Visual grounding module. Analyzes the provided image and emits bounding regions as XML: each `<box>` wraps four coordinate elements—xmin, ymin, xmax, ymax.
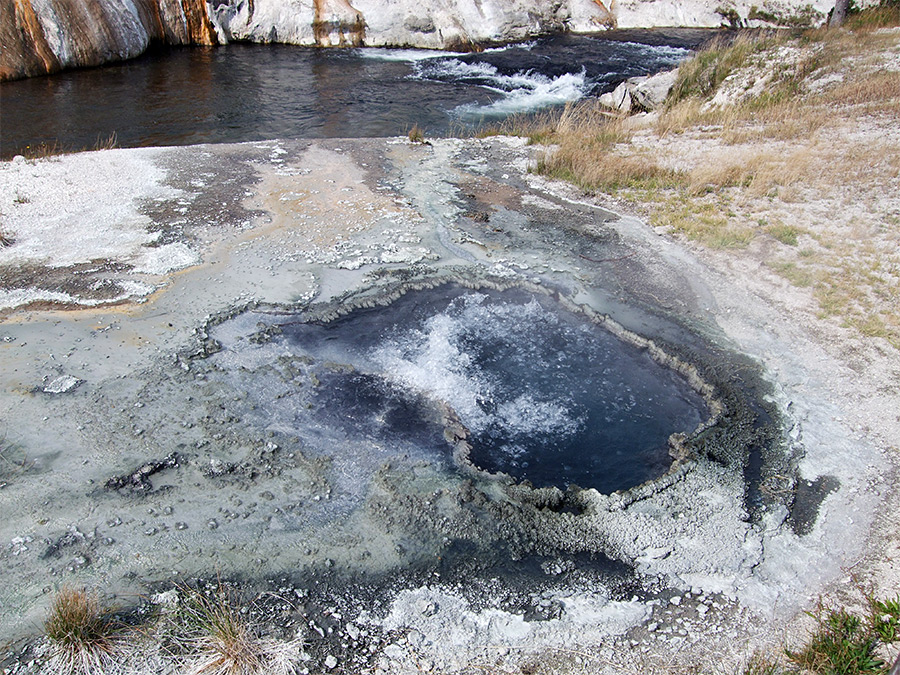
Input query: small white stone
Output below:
<box><xmin>324</xmin><ymin>655</ymin><xmax>338</xmax><ymax>669</ymax></box>
<box><xmin>43</xmin><ymin>375</ymin><xmax>82</xmax><ymax>394</ymax></box>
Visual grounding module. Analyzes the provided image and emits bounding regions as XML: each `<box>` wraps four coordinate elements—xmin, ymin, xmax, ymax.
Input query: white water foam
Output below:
<box><xmin>458</xmin><ymin>71</ymin><xmax>588</xmax><ymax>116</ymax></box>
<box><xmin>621</xmin><ymin>41</ymin><xmax>691</xmax><ymax>63</ymax></box>
<box><xmin>357</xmin><ymin>48</ymin><xmax>465</xmax><ymax>62</ymax></box>
<box><xmin>372</xmin><ymin>311</ymin><xmax>494</xmax><ymax>431</ymax></box>
<box><xmin>412</xmin><ymin>59</ymin><xmax>590</xmax><ymax>117</ymax></box>
<box><xmin>481</xmin><ymin>40</ymin><xmax>537</xmax><ymax>53</ymax></box>
<box><xmin>370</xmin><ymin>294</ymin><xmax>582</xmax><ymax>439</ymax></box>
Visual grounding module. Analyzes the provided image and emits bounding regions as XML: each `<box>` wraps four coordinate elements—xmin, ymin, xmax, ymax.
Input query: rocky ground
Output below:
<box><xmin>0</xmin><ymin>66</ymin><xmax>898</xmax><ymax>673</ymax></box>
<box><xmin>533</xmin><ymin>21</ymin><xmax>900</xmax><ymax>670</ymax></box>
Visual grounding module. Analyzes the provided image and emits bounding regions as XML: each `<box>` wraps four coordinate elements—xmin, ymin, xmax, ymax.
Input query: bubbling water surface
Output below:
<box><xmin>278</xmin><ymin>285</ymin><xmax>708</xmax><ymax>492</ymax></box>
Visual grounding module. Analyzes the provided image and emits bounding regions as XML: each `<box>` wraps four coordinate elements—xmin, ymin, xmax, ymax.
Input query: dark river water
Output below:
<box><xmin>0</xmin><ymin>29</ymin><xmax>715</xmax><ymax>157</ymax></box>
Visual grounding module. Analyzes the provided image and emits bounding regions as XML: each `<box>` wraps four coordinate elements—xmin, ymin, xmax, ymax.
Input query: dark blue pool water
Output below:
<box><xmin>277</xmin><ymin>286</ymin><xmax>709</xmax><ymax>493</ymax></box>
<box><xmin>0</xmin><ymin>29</ymin><xmax>715</xmax><ymax>157</ymax></box>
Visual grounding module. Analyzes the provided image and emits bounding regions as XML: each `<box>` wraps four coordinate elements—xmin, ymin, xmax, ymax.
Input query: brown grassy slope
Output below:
<box><xmin>535</xmin><ymin>16</ymin><xmax>900</xmax><ymax>349</ymax></box>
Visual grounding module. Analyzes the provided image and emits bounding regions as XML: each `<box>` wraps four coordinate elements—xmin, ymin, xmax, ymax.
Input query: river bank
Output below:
<box><xmin>1</xmin><ymin>0</ymin><xmax>834</xmax><ymax>81</ymax></box>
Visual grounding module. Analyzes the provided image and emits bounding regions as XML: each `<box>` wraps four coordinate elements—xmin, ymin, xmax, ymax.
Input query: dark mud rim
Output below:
<box><xmin>194</xmin><ymin>268</ymin><xmax>729</xmax><ymax>503</ymax></box>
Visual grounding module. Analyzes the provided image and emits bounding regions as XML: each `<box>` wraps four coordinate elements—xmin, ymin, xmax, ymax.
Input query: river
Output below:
<box><xmin>0</xmin><ymin>29</ymin><xmax>714</xmax><ymax>157</ymax></box>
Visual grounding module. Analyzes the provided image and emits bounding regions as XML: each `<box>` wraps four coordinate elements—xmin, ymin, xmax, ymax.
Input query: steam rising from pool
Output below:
<box><xmin>210</xmin><ymin>285</ymin><xmax>708</xmax><ymax>496</ymax></box>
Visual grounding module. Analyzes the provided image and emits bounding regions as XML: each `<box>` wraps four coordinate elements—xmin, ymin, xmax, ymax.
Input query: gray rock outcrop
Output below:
<box><xmin>598</xmin><ymin>68</ymin><xmax>678</xmax><ymax>113</ymax></box>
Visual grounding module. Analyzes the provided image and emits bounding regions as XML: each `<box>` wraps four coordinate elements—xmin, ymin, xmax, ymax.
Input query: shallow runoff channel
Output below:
<box><xmin>0</xmin><ymin>134</ymin><xmax>888</xmax><ymax>673</ymax></box>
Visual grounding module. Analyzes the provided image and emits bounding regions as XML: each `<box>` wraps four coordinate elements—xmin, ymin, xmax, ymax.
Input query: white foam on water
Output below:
<box><xmin>621</xmin><ymin>41</ymin><xmax>692</xmax><ymax>63</ymax></box>
<box><xmin>412</xmin><ymin>59</ymin><xmax>591</xmax><ymax>117</ymax></box>
<box><xmin>456</xmin><ymin>71</ymin><xmax>589</xmax><ymax>117</ymax></box>
<box><xmin>372</xmin><ymin>312</ymin><xmax>493</xmax><ymax>432</ymax></box>
<box><xmin>413</xmin><ymin>58</ymin><xmax>503</xmax><ymax>83</ymax></box>
<box><xmin>357</xmin><ymin>48</ymin><xmax>465</xmax><ymax>62</ymax></box>
<box><xmin>481</xmin><ymin>40</ymin><xmax>538</xmax><ymax>53</ymax></box>
<box><xmin>370</xmin><ymin>293</ymin><xmax>582</xmax><ymax>438</ymax></box>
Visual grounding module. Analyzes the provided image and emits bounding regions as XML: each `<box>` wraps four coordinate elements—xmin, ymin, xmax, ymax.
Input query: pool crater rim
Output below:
<box><xmin>198</xmin><ymin>272</ymin><xmax>726</xmax><ymax>497</ymax></box>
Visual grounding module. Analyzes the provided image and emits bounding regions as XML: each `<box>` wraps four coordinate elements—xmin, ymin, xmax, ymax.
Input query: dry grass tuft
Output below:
<box><xmin>165</xmin><ymin>585</ymin><xmax>303</xmax><ymax>675</ymax></box>
<box><xmin>21</xmin><ymin>140</ymin><xmax>62</xmax><ymax>160</ymax></box>
<box><xmin>16</xmin><ymin>132</ymin><xmax>118</xmax><ymax>160</ymax></box>
<box><xmin>93</xmin><ymin>132</ymin><xmax>118</xmax><ymax>151</ymax></box>
<box><xmin>552</xmin><ymin>100</ymin><xmax>626</xmax><ymax>138</ymax></box>
<box><xmin>687</xmin><ymin>159</ymin><xmax>756</xmax><ymax>195</ymax></box>
<box><xmin>535</xmin><ymin>102</ymin><xmax>682</xmax><ymax>192</ymax></box>
<box><xmin>44</xmin><ymin>586</ymin><xmax>120</xmax><ymax>675</ymax></box>
<box><xmin>476</xmin><ymin>100</ymin><xmax>627</xmax><ymax>146</ymax></box>
<box><xmin>407</xmin><ymin>123</ymin><xmax>426</xmax><ymax>144</ymax></box>
<box><xmin>539</xmin><ymin>149</ymin><xmax>680</xmax><ymax>193</ymax></box>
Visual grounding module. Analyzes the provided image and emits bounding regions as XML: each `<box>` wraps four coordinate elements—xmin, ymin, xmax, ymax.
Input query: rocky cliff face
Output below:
<box><xmin>1</xmin><ymin>0</ymin><xmax>833</xmax><ymax>81</ymax></box>
<box><xmin>1</xmin><ymin>0</ymin><xmax>218</xmax><ymax>80</ymax></box>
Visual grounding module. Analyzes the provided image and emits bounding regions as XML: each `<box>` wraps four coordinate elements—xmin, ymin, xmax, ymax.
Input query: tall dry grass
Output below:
<box><xmin>535</xmin><ymin>102</ymin><xmax>683</xmax><ymax>192</ymax></box>
<box><xmin>44</xmin><ymin>586</ymin><xmax>120</xmax><ymax>675</ymax></box>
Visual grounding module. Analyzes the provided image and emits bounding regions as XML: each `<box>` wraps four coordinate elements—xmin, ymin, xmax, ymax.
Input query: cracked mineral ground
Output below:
<box><xmin>0</xmin><ymin>137</ymin><xmax>892</xmax><ymax>673</ymax></box>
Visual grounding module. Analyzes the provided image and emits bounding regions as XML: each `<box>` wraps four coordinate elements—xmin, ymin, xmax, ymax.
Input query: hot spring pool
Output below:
<box><xmin>210</xmin><ymin>284</ymin><xmax>710</xmax><ymax>494</ymax></box>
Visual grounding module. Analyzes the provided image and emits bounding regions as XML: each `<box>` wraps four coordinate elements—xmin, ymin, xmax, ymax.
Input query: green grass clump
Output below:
<box><xmin>782</xmin><ymin>597</ymin><xmax>900</xmax><ymax>675</ymax></box>
<box><xmin>787</xmin><ymin>607</ymin><xmax>885</xmax><ymax>674</ymax></box>
<box><xmin>650</xmin><ymin>196</ymin><xmax>755</xmax><ymax>249</ymax></box>
<box><xmin>666</xmin><ymin>33</ymin><xmax>776</xmax><ymax>107</ymax></box>
<box><xmin>767</xmin><ymin>223</ymin><xmax>804</xmax><ymax>245</ymax></box>
<box><xmin>870</xmin><ymin>596</ymin><xmax>900</xmax><ymax>643</ymax></box>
